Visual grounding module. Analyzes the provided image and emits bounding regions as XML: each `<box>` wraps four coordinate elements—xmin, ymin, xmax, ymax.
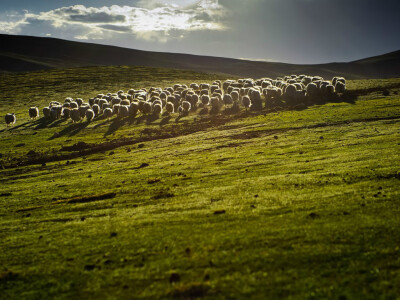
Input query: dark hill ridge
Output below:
<box><xmin>1</xmin><ymin>34</ymin><xmax>399</xmax><ymax>79</ymax></box>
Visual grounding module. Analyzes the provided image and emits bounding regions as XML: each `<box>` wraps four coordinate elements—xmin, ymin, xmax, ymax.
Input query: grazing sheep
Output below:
<box><xmin>209</xmin><ymin>97</ymin><xmax>221</xmax><ymax>115</ymax></box>
<box><xmin>50</xmin><ymin>106</ymin><xmax>63</xmax><ymax>120</ymax></box>
<box><xmin>5</xmin><ymin>113</ymin><xmax>16</xmax><ymax>126</ymax></box>
<box><xmin>178</xmin><ymin>106</ymin><xmax>184</xmax><ymax>116</ymax></box>
<box><xmin>85</xmin><ymin>109</ymin><xmax>95</xmax><ymax>122</ymax></box>
<box><xmin>223</xmin><ymin>94</ymin><xmax>233</xmax><ymax>106</ymax></box>
<box><xmin>118</xmin><ymin>105</ymin><xmax>130</xmax><ymax>118</ymax></box>
<box><xmin>99</xmin><ymin>99</ymin><xmax>108</xmax><ymax>110</ymax></box>
<box><xmin>201</xmin><ymin>95</ymin><xmax>210</xmax><ymax>106</ymax></box>
<box><xmin>129</xmin><ymin>102</ymin><xmax>139</xmax><ymax>117</ymax></box>
<box><xmin>335</xmin><ymin>81</ymin><xmax>346</xmax><ymax>94</ymax></box>
<box><xmin>142</xmin><ymin>102</ymin><xmax>152</xmax><ymax>115</ymax></box>
<box><xmin>121</xmin><ymin>99</ymin><xmax>130</xmax><ymax>106</ymax></box>
<box><xmin>79</xmin><ymin>104</ymin><xmax>90</xmax><ymax>119</ymax></box>
<box><xmin>103</xmin><ymin>108</ymin><xmax>113</xmax><ymax>119</ymax></box>
<box><xmin>62</xmin><ymin>107</ymin><xmax>71</xmax><ymax>119</ymax></box>
<box><xmin>70</xmin><ymin>108</ymin><xmax>81</xmax><ymax>123</ymax></box>
<box><xmin>75</xmin><ymin>98</ymin><xmax>83</xmax><ymax>107</ymax></box>
<box><xmin>153</xmin><ymin>103</ymin><xmax>163</xmax><ymax>116</ymax></box>
<box><xmin>231</xmin><ymin>91</ymin><xmax>240</xmax><ymax>103</ymax></box>
<box><xmin>112</xmin><ymin>104</ymin><xmax>121</xmax><ymax>115</ymax></box>
<box><xmin>250</xmin><ymin>89</ymin><xmax>262</xmax><ymax>111</ymax></box>
<box><xmin>43</xmin><ymin>107</ymin><xmax>51</xmax><ymax>119</ymax></box>
<box><xmin>182</xmin><ymin>101</ymin><xmax>191</xmax><ymax>113</ymax></box>
<box><xmin>242</xmin><ymin>96</ymin><xmax>251</xmax><ymax>111</ymax></box>
<box><xmin>165</xmin><ymin>102</ymin><xmax>174</xmax><ymax>114</ymax></box>
<box><xmin>92</xmin><ymin>104</ymin><xmax>100</xmax><ymax>116</ymax></box>
<box><xmin>29</xmin><ymin>107</ymin><xmax>39</xmax><ymax>120</ymax></box>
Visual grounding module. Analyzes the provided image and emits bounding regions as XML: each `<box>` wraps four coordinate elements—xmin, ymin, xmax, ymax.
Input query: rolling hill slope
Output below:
<box><xmin>1</xmin><ymin>34</ymin><xmax>399</xmax><ymax>79</ymax></box>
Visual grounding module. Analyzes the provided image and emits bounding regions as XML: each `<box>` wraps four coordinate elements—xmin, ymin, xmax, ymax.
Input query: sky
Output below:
<box><xmin>0</xmin><ymin>0</ymin><xmax>399</xmax><ymax>64</ymax></box>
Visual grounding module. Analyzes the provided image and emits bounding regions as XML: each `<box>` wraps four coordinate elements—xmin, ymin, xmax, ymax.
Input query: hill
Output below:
<box><xmin>1</xmin><ymin>34</ymin><xmax>400</xmax><ymax>79</ymax></box>
<box><xmin>0</xmin><ymin>66</ymin><xmax>400</xmax><ymax>298</ymax></box>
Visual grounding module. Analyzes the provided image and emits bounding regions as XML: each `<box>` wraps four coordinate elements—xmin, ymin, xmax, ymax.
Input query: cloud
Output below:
<box><xmin>0</xmin><ymin>1</ymin><xmax>228</xmax><ymax>42</ymax></box>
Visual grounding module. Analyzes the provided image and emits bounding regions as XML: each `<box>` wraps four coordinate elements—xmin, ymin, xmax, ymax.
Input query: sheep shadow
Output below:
<box><xmin>35</xmin><ymin>118</ymin><xmax>54</xmax><ymax>130</ymax></box>
<box><xmin>48</xmin><ymin>121</ymin><xmax>90</xmax><ymax>140</ymax></box>
<box><xmin>48</xmin><ymin>118</ymin><xmax>68</xmax><ymax>128</ymax></box>
<box><xmin>104</xmin><ymin>118</ymin><xmax>129</xmax><ymax>137</ymax></box>
<box><xmin>159</xmin><ymin>116</ymin><xmax>171</xmax><ymax>127</ymax></box>
<box><xmin>146</xmin><ymin>114</ymin><xmax>159</xmax><ymax>125</ymax></box>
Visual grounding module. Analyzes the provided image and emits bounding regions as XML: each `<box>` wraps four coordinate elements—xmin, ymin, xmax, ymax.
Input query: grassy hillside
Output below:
<box><xmin>1</xmin><ymin>67</ymin><xmax>400</xmax><ymax>299</ymax></box>
<box><xmin>1</xmin><ymin>34</ymin><xmax>400</xmax><ymax>79</ymax></box>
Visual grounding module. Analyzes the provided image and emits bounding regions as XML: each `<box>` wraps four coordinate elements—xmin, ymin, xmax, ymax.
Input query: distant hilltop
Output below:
<box><xmin>0</xmin><ymin>34</ymin><xmax>399</xmax><ymax>79</ymax></box>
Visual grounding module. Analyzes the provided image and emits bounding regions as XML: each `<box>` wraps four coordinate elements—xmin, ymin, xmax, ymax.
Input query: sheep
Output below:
<box><xmin>223</xmin><ymin>94</ymin><xmax>233</xmax><ymax>106</ymax></box>
<box><xmin>50</xmin><ymin>106</ymin><xmax>63</xmax><ymax>120</ymax></box>
<box><xmin>29</xmin><ymin>107</ymin><xmax>39</xmax><ymax>120</ymax></box>
<box><xmin>111</xmin><ymin>98</ymin><xmax>122</xmax><ymax>106</ymax></box>
<box><xmin>129</xmin><ymin>102</ymin><xmax>139</xmax><ymax>117</ymax></box>
<box><xmin>201</xmin><ymin>95</ymin><xmax>210</xmax><ymax>106</ymax></box>
<box><xmin>142</xmin><ymin>102</ymin><xmax>152</xmax><ymax>115</ymax></box>
<box><xmin>241</xmin><ymin>96</ymin><xmax>251</xmax><ymax>111</ymax></box>
<box><xmin>43</xmin><ymin>107</ymin><xmax>51</xmax><ymax>119</ymax></box>
<box><xmin>112</xmin><ymin>104</ymin><xmax>121</xmax><ymax>115</ymax></box>
<box><xmin>75</xmin><ymin>98</ymin><xmax>83</xmax><ymax>107</ymax></box>
<box><xmin>250</xmin><ymin>89</ymin><xmax>262</xmax><ymax>110</ymax></box>
<box><xmin>121</xmin><ymin>99</ymin><xmax>130</xmax><ymax>106</ymax></box>
<box><xmin>79</xmin><ymin>104</ymin><xmax>90</xmax><ymax>119</ymax></box>
<box><xmin>209</xmin><ymin>97</ymin><xmax>221</xmax><ymax>115</ymax></box>
<box><xmin>5</xmin><ymin>113</ymin><xmax>16</xmax><ymax>127</ymax></box>
<box><xmin>99</xmin><ymin>99</ymin><xmax>108</xmax><ymax>110</ymax></box>
<box><xmin>335</xmin><ymin>81</ymin><xmax>346</xmax><ymax>94</ymax></box>
<box><xmin>70</xmin><ymin>102</ymin><xmax>79</xmax><ymax>109</ymax></box>
<box><xmin>103</xmin><ymin>108</ymin><xmax>113</xmax><ymax>119</ymax></box>
<box><xmin>230</xmin><ymin>90</ymin><xmax>239</xmax><ymax>102</ymax></box>
<box><xmin>62</xmin><ymin>107</ymin><xmax>71</xmax><ymax>119</ymax></box>
<box><xmin>85</xmin><ymin>109</ymin><xmax>95</xmax><ymax>122</ymax></box>
<box><xmin>153</xmin><ymin>103</ymin><xmax>163</xmax><ymax>116</ymax></box>
<box><xmin>70</xmin><ymin>108</ymin><xmax>81</xmax><ymax>123</ymax></box>
<box><xmin>118</xmin><ymin>105</ymin><xmax>130</xmax><ymax>118</ymax></box>
<box><xmin>181</xmin><ymin>101</ymin><xmax>191</xmax><ymax>115</ymax></box>
<box><xmin>178</xmin><ymin>106</ymin><xmax>184</xmax><ymax>116</ymax></box>
<box><xmin>92</xmin><ymin>104</ymin><xmax>100</xmax><ymax>116</ymax></box>
<box><xmin>165</xmin><ymin>102</ymin><xmax>174</xmax><ymax>114</ymax></box>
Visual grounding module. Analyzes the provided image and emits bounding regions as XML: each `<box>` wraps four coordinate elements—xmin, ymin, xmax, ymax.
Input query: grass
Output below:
<box><xmin>0</xmin><ymin>66</ymin><xmax>400</xmax><ymax>299</ymax></box>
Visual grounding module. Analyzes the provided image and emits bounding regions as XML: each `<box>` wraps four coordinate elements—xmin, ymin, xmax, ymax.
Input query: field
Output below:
<box><xmin>1</xmin><ymin>66</ymin><xmax>400</xmax><ymax>299</ymax></box>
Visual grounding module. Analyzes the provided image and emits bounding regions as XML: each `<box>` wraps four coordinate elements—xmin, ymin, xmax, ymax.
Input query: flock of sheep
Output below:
<box><xmin>4</xmin><ymin>75</ymin><xmax>346</xmax><ymax>126</ymax></box>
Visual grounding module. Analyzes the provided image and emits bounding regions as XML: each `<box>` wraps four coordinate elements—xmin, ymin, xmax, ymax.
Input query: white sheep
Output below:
<box><xmin>241</xmin><ymin>96</ymin><xmax>251</xmax><ymax>111</ymax></box>
<box><xmin>198</xmin><ymin>95</ymin><xmax>208</xmax><ymax>106</ymax></box>
<box><xmin>118</xmin><ymin>105</ymin><xmax>130</xmax><ymax>118</ymax></box>
<box><xmin>85</xmin><ymin>109</ymin><xmax>95</xmax><ymax>122</ymax></box>
<box><xmin>92</xmin><ymin>104</ymin><xmax>100</xmax><ymax>116</ymax></box>
<box><xmin>5</xmin><ymin>113</ymin><xmax>16</xmax><ymax>127</ymax></box>
<box><xmin>129</xmin><ymin>102</ymin><xmax>139</xmax><ymax>117</ymax></box>
<box><xmin>165</xmin><ymin>102</ymin><xmax>174</xmax><ymax>114</ymax></box>
<box><xmin>223</xmin><ymin>94</ymin><xmax>233</xmax><ymax>106</ymax></box>
<box><xmin>29</xmin><ymin>107</ymin><xmax>39</xmax><ymax>120</ymax></box>
<box><xmin>43</xmin><ymin>107</ymin><xmax>51</xmax><ymax>118</ymax></box>
<box><xmin>103</xmin><ymin>108</ymin><xmax>113</xmax><ymax>119</ymax></box>
<box><xmin>153</xmin><ymin>103</ymin><xmax>163</xmax><ymax>116</ymax></box>
<box><xmin>70</xmin><ymin>108</ymin><xmax>81</xmax><ymax>123</ymax></box>
<box><xmin>335</xmin><ymin>81</ymin><xmax>346</xmax><ymax>94</ymax></box>
<box><xmin>62</xmin><ymin>107</ymin><xmax>71</xmax><ymax>119</ymax></box>
<box><xmin>182</xmin><ymin>101</ymin><xmax>191</xmax><ymax>113</ymax></box>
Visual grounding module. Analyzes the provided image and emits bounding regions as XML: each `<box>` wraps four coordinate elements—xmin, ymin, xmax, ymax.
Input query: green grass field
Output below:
<box><xmin>1</xmin><ymin>67</ymin><xmax>400</xmax><ymax>299</ymax></box>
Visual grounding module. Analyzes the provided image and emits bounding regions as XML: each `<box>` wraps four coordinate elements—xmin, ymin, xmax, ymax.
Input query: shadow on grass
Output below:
<box><xmin>159</xmin><ymin>116</ymin><xmax>171</xmax><ymax>127</ymax></box>
<box><xmin>48</xmin><ymin>121</ymin><xmax>90</xmax><ymax>140</ymax></box>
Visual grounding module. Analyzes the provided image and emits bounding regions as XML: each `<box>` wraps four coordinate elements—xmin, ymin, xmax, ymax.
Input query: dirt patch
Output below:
<box><xmin>53</xmin><ymin>192</ymin><xmax>117</xmax><ymax>204</ymax></box>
